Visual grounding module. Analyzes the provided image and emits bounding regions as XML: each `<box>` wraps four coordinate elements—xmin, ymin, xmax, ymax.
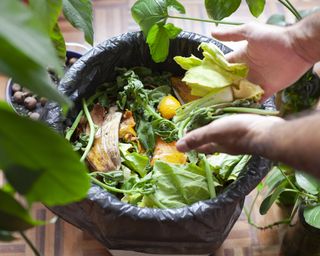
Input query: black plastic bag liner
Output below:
<box><xmin>42</xmin><ymin>31</ymin><xmax>272</xmax><ymax>254</ymax></box>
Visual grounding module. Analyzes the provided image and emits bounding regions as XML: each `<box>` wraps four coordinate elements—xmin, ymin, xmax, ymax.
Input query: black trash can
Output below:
<box><xmin>42</xmin><ymin>31</ymin><xmax>272</xmax><ymax>254</ymax></box>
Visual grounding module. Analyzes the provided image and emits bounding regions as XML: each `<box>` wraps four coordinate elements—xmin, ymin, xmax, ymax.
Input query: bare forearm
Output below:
<box><xmin>289</xmin><ymin>12</ymin><xmax>320</xmax><ymax>64</ymax></box>
<box><xmin>254</xmin><ymin>111</ymin><xmax>320</xmax><ymax>178</ymax></box>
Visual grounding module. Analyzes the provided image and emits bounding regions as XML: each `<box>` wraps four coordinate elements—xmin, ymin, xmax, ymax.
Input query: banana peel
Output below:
<box><xmin>87</xmin><ymin>106</ymin><xmax>122</xmax><ymax>172</ymax></box>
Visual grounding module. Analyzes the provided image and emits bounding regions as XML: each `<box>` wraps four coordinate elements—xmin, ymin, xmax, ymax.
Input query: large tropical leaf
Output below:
<box><xmin>0</xmin><ymin>0</ymin><xmax>70</xmax><ymax>108</ymax></box>
<box><xmin>0</xmin><ymin>102</ymin><xmax>90</xmax><ymax>206</ymax></box>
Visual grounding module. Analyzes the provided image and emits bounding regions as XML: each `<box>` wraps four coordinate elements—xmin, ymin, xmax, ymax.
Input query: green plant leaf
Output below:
<box><xmin>146</xmin><ymin>23</ymin><xmax>182</xmax><ymax>63</ymax></box>
<box><xmin>205</xmin><ymin>0</ymin><xmax>241</xmax><ymax>20</ymax></box>
<box><xmin>304</xmin><ymin>205</ymin><xmax>320</xmax><ymax>229</ymax></box>
<box><xmin>0</xmin><ymin>230</ymin><xmax>16</xmax><ymax>241</ymax></box>
<box><xmin>0</xmin><ymin>0</ymin><xmax>62</xmax><ymax>74</ymax></box>
<box><xmin>246</xmin><ymin>0</ymin><xmax>265</xmax><ymax>17</ymax></box>
<box><xmin>0</xmin><ymin>0</ymin><xmax>70</xmax><ymax>108</ymax></box>
<box><xmin>131</xmin><ymin>0</ymin><xmax>185</xmax><ymax>36</ymax></box>
<box><xmin>266</xmin><ymin>14</ymin><xmax>287</xmax><ymax>26</ymax></box>
<box><xmin>264</xmin><ymin>166</ymin><xmax>286</xmax><ymax>193</ymax></box>
<box><xmin>62</xmin><ymin>0</ymin><xmax>94</xmax><ymax>45</ymax></box>
<box><xmin>29</xmin><ymin>0</ymin><xmax>63</xmax><ymax>32</ymax></box>
<box><xmin>0</xmin><ymin>189</ymin><xmax>42</xmax><ymax>231</ymax></box>
<box><xmin>295</xmin><ymin>171</ymin><xmax>320</xmax><ymax>195</ymax></box>
<box><xmin>51</xmin><ymin>23</ymin><xmax>67</xmax><ymax>60</ymax></box>
<box><xmin>0</xmin><ymin>102</ymin><xmax>90</xmax><ymax>206</ymax></box>
<box><xmin>259</xmin><ymin>179</ymin><xmax>288</xmax><ymax>215</ymax></box>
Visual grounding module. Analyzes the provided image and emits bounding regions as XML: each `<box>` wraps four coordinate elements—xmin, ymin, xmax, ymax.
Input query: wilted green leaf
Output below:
<box><xmin>51</xmin><ymin>23</ymin><xmax>67</xmax><ymax>60</ymax></box>
<box><xmin>246</xmin><ymin>0</ymin><xmax>265</xmax><ymax>17</ymax></box>
<box><xmin>295</xmin><ymin>171</ymin><xmax>320</xmax><ymax>195</ymax></box>
<box><xmin>259</xmin><ymin>179</ymin><xmax>288</xmax><ymax>215</ymax></box>
<box><xmin>205</xmin><ymin>0</ymin><xmax>241</xmax><ymax>20</ymax></box>
<box><xmin>304</xmin><ymin>205</ymin><xmax>320</xmax><ymax>229</ymax></box>
<box><xmin>29</xmin><ymin>0</ymin><xmax>63</xmax><ymax>31</ymax></box>
<box><xmin>131</xmin><ymin>0</ymin><xmax>185</xmax><ymax>36</ymax></box>
<box><xmin>0</xmin><ymin>102</ymin><xmax>90</xmax><ymax>206</ymax></box>
<box><xmin>0</xmin><ymin>0</ymin><xmax>70</xmax><ymax>108</ymax></box>
<box><xmin>62</xmin><ymin>0</ymin><xmax>94</xmax><ymax>45</ymax></box>
<box><xmin>0</xmin><ymin>230</ymin><xmax>16</xmax><ymax>241</ymax></box>
<box><xmin>0</xmin><ymin>189</ymin><xmax>42</xmax><ymax>231</ymax></box>
<box><xmin>266</xmin><ymin>14</ymin><xmax>287</xmax><ymax>26</ymax></box>
<box><xmin>146</xmin><ymin>23</ymin><xmax>181</xmax><ymax>63</ymax></box>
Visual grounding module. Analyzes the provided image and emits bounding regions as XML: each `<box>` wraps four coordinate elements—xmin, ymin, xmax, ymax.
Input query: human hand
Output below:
<box><xmin>212</xmin><ymin>23</ymin><xmax>314</xmax><ymax>100</ymax></box>
<box><xmin>176</xmin><ymin>114</ymin><xmax>284</xmax><ymax>155</ymax></box>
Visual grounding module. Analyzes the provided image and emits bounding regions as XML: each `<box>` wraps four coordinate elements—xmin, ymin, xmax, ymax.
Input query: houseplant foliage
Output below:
<box><xmin>0</xmin><ymin>0</ymin><xmax>94</xmax><ymax>252</ymax></box>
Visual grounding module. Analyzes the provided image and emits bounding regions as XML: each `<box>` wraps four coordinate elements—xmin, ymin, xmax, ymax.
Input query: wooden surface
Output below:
<box><xmin>1</xmin><ymin>0</ymin><xmax>320</xmax><ymax>255</ymax></box>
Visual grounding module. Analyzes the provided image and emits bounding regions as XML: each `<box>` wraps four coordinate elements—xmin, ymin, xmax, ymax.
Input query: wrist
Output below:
<box><xmin>247</xmin><ymin>116</ymin><xmax>285</xmax><ymax>159</ymax></box>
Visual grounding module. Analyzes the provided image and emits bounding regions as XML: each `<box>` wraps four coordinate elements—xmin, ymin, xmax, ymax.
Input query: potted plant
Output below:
<box><xmin>0</xmin><ymin>0</ymin><xmax>94</xmax><ymax>255</ymax></box>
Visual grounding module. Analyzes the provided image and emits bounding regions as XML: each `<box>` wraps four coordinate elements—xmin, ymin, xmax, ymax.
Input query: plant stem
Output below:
<box><xmin>19</xmin><ymin>231</ymin><xmax>41</xmax><ymax>256</ymax></box>
<box><xmin>278</xmin><ymin>0</ymin><xmax>302</xmax><ymax>20</ymax></box>
<box><xmin>284</xmin><ymin>0</ymin><xmax>302</xmax><ymax>20</ymax></box>
<box><xmin>90</xmin><ymin>175</ymin><xmax>142</xmax><ymax>194</ymax></box>
<box><xmin>222</xmin><ymin>107</ymin><xmax>280</xmax><ymax>115</ymax></box>
<box><xmin>202</xmin><ymin>156</ymin><xmax>216</xmax><ymax>199</ymax></box>
<box><xmin>167</xmin><ymin>15</ymin><xmax>243</xmax><ymax>26</ymax></box>
<box><xmin>244</xmin><ymin>190</ymin><xmax>294</xmax><ymax>230</ymax></box>
<box><xmin>65</xmin><ymin>110</ymin><xmax>83</xmax><ymax>141</ymax></box>
<box><xmin>80</xmin><ymin>99</ymin><xmax>95</xmax><ymax>162</ymax></box>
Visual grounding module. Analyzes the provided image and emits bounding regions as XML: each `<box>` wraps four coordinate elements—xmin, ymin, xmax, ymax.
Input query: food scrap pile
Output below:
<box><xmin>65</xmin><ymin>43</ymin><xmax>278</xmax><ymax>209</ymax></box>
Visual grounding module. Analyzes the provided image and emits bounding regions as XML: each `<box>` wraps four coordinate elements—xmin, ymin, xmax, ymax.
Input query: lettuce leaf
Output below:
<box><xmin>145</xmin><ymin>161</ymin><xmax>211</xmax><ymax>208</ymax></box>
<box><xmin>174</xmin><ymin>42</ymin><xmax>263</xmax><ymax>100</ymax></box>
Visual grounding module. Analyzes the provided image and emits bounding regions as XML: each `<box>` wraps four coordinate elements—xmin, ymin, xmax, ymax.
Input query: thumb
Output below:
<box><xmin>211</xmin><ymin>25</ymin><xmax>248</xmax><ymax>42</ymax></box>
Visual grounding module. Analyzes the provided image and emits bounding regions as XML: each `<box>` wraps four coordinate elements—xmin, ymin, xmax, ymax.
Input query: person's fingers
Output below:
<box><xmin>211</xmin><ymin>25</ymin><xmax>248</xmax><ymax>42</ymax></box>
<box><xmin>193</xmin><ymin>142</ymin><xmax>222</xmax><ymax>154</ymax></box>
<box><xmin>176</xmin><ymin>125</ymin><xmax>215</xmax><ymax>152</ymax></box>
<box><xmin>225</xmin><ymin>50</ymin><xmax>245</xmax><ymax>64</ymax></box>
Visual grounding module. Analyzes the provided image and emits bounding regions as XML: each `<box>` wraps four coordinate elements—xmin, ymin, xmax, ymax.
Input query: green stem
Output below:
<box><xmin>65</xmin><ymin>110</ymin><xmax>83</xmax><ymax>141</ymax></box>
<box><xmin>65</xmin><ymin>91</ymin><xmax>103</xmax><ymax>141</ymax></box>
<box><xmin>80</xmin><ymin>99</ymin><xmax>95</xmax><ymax>162</ymax></box>
<box><xmin>278</xmin><ymin>0</ymin><xmax>302</xmax><ymax>20</ymax></box>
<box><xmin>284</xmin><ymin>0</ymin><xmax>302</xmax><ymax>20</ymax></box>
<box><xmin>244</xmin><ymin>190</ymin><xmax>294</xmax><ymax>230</ymax></box>
<box><xmin>284</xmin><ymin>189</ymin><xmax>318</xmax><ymax>200</ymax></box>
<box><xmin>222</xmin><ymin>107</ymin><xmax>279</xmax><ymax>115</ymax></box>
<box><xmin>90</xmin><ymin>176</ymin><xmax>143</xmax><ymax>194</ymax></box>
<box><xmin>19</xmin><ymin>231</ymin><xmax>41</xmax><ymax>256</ymax></box>
<box><xmin>203</xmin><ymin>156</ymin><xmax>216</xmax><ymax>199</ymax></box>
<box><xmin>168</xmin><ymin>15</ymin><xmax>243</xmax><ymax>26</ymax></box>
